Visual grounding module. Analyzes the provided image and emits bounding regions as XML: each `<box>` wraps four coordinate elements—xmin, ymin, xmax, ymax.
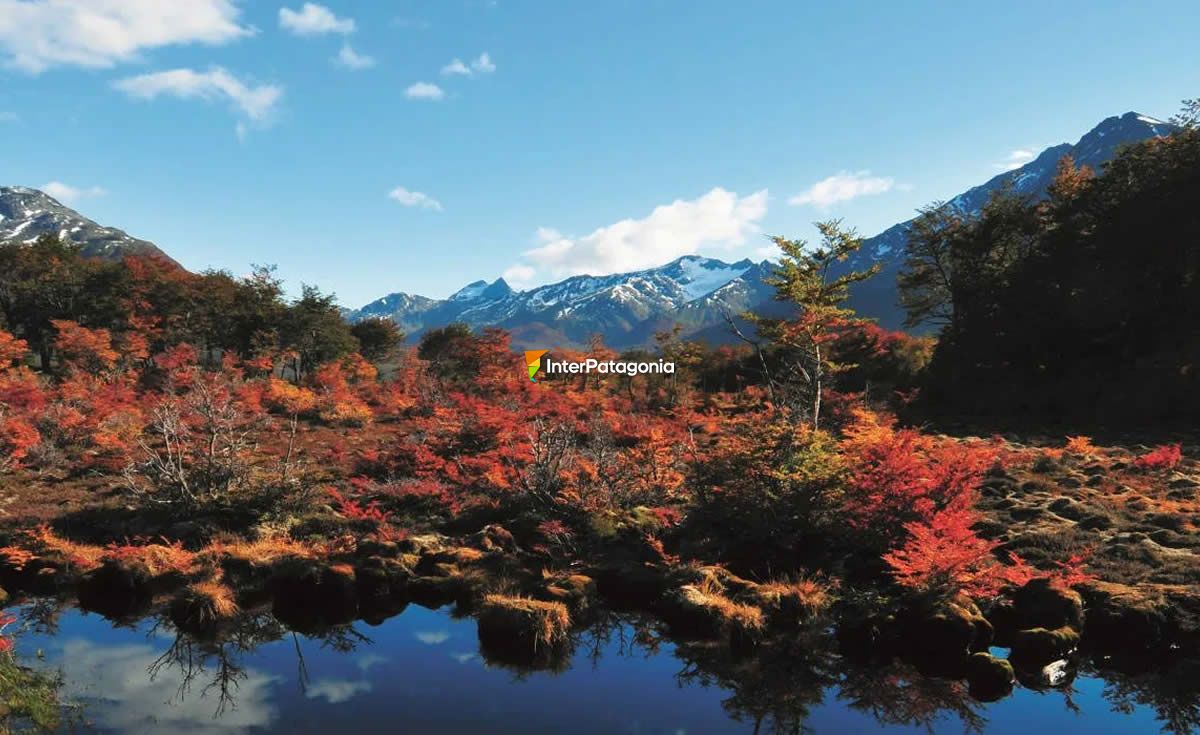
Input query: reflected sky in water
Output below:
<box><xmin>9</xmin><ymin>602</ymin><xmax>1195</xmax><ymax>734</ymax></box>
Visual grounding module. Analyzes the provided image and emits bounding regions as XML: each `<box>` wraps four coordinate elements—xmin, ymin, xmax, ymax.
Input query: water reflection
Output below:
<box><xmin>58</xmin><ymin>638</ymin><xmax>279</xmax><ymax>734</ymax></box>
<box><xmin>8</xmin><ymin>600</ymin><xmax>1200</xmax><ymax>734</ymax></box>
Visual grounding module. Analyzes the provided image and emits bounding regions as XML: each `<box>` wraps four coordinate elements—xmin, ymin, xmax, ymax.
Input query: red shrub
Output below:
<box><xmin>840</xmin><ymin>409</ymin><xmax>996</xmax><ymax>547</ymax></box>
<box><xmin>882</xmin><ymin>497</ymin><xmax>1006</xmax><ymax>599</ymax></box>
<box><xmin>1134</xmin><ymin>444</ymin><xmax>1183</xmax><ymax>472</ymax></box>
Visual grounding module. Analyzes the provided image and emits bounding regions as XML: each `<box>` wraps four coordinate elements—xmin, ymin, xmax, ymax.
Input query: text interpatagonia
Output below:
<box><xmin>543</xmin><ymin>357</ymin><xmax>675</xmax><ymax>376</ymax></box>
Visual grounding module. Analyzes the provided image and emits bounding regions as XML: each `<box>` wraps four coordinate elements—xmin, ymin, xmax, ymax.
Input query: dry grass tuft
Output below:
<box><xmin>479</xmin><ymin>594</ymin><xmax>571</xmax><ymax>649</ymax></box>
<box><xmin>754</xmin><ymin>576</ymin><xmax>835</xmax><ymax>622</ymax></box>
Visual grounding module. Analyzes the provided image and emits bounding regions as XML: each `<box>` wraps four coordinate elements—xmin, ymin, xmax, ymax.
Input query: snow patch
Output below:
<box><xmin>675</xmin><ymin>258</ymin><xmax>750</xmax><ymax>301</ymax></box>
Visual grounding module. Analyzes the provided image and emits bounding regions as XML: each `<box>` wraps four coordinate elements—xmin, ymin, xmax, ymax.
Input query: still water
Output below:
<box><xmin>9</xmin><ymin>600</ymin><xmax>1199</xmax><ymax>734</ymax></box>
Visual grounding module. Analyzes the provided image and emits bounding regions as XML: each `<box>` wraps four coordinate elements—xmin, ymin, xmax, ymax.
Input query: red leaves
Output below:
<box><xmin>0</xmin><ymin>611</ymin><xmax>16</xmax><ymax>654</ymax></box>
<box><xmin>882</xmin><ymin>496</ymin><xmax>1006</xmax><ymax>599</ymax></box>
<box><xmin>328</xmin><ymin>487</ymin><xmax>391</xmax><ymax>525</ymax></box>
<box><xmin>51</xmin><ymin>319</ymin><xmax>119</xmax><ymax>374</ymax></box>
<box><xmin>1134</xmin><ymin>443</ymin><xmax>1183</xmax><ymax>472</ymax></box>
<box><xmin>840</xmin><ymin>408</ymin><xmax>996</xmax><ymax>547</ymax></box>
<box><xmin>0</xmin><ymin>416</ymin><xmax>40</xmax><ymax>469</ymax></box>
<box><xmin>0</xmin><ymin>330</ymin><xmax>29</xmax><ymax>366</ymax></box>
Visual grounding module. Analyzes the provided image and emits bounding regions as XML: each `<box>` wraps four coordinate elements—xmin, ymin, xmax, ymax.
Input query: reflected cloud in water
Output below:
<box><xmin>56</xmin><ymin>638</ymin><xmax>279</xmax><ymax>735</ymax></box>
<box><xmin>304</xmin><ymin>678</ymin><xmax>373</xmax><ymax>704</ymax></box>
<box><xmin>414</xmin><ymin>630</ymin><xmax>450</xmax><ymax>645</ymax></box>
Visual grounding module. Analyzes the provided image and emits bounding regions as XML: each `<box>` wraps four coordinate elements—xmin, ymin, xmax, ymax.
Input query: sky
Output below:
<box><xmin>2</xmin><ymin>1</ymin><xmax>1198</xmax><ymax>307</ymax></box>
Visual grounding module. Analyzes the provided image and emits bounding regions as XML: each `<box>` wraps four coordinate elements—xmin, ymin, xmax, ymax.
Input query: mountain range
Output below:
<box><xmin>1</xmin><ymin>111</ymin><xmax>1177</xmax><ymax>349</ymax></box>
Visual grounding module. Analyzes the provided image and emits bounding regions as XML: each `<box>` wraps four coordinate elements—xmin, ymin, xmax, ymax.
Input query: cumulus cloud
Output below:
<box><xmin>788</xmin><ymin>171</ymin><xmax>894</xmax><ymax>209</ymax></box>
<box><xmin>387</xmin><ymin>186</ymin><xmax>442</xmax><ymax>211</ymax></box>
<box><xmin>334</xmin><ymin>43</ymin><xmax>375</xmax><ymax>69</ymax></box>
<box><xmin>441</xmin><ymin>52</ymin><xmax>494</xmax><ymax>76</ymax></box>
<box><xmin>42</xmin><ymin>181</ymin><xmax>106</xmax><ymax>204</ymax></box>
<box><xmin>0</xmin><ymin>0</ymin><xmax>250</xmax><ymax>73</ymax></box>
<box><xmin>509</xmin><ymin>187</ymin><xmax>768</xmax><ymax>285</ymax></box>
<box><xmin>279</xmin><ymin>3</ymin><xmax>354</xmax><ymax>36</ymax></box>
<box><xmin>404</xmin><ymin>81</ymin><xmax>445</xmax><ymax>100</ymax></box>
<box><xmin>501</xmin><ymin>264</ymin><xmax>537</xmax><ymax>289</ymax></box>
<box><xmin>993</xmin><ymin>149</ymin><xmax>1036</xmax><ymax>171</ymax></box>
<box><xmin>113</xmin><ymin>67</ymin><xmax>283</xmax><ymax>123</ymax></box>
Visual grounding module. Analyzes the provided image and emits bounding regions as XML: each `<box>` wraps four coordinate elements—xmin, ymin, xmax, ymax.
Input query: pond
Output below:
<box><xmin>9</xmin><ymin>600</ymin><xmax>1200</xmax><ymax>734</ymax></box>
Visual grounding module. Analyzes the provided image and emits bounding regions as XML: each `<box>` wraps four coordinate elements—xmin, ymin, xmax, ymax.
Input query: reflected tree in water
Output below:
<box><xmin>1098</xmin><ymin>659</ymin><xmax>1200</xmax><ymax>735</ymax></box>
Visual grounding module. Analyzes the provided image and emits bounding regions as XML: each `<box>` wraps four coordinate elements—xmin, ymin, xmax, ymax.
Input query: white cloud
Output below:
<box><xmin>113</xmin><ymin>67</ymin><xmax>283</xmax><ymax>123</ymax></box>
<box><xmin>993</xmin><ymin>149</ymin><xmax>1036</xmax><ymax>171</ymax></box>
<box><xmin>0</xmin><ymin>111</ymin><xmax>16</xmax><ymax>122</ymax></box>
<box><xmin>42</xmin><ymin>181</ymin><xmax>106</xmax><ymax>203</ymax></box>
<box><xmin>441</xmin><ymin>52</ymin><xmax>494</xmax><ymax>77</ymax></box>
<box><xmin>513</xmin><ymin>187</ymin><xmax>768</xmax><ymax>283</ymax></box>
<box><xmin>0</xmin><ymin>0</ymin><xmax>250</xmax><ymax>73</ymax></box>
<box><xmin>404</xmin><ymin>81</ymin><xmax>444</xmax><ymax>100</ymax></box>
<box><xmin>387</xmin><ymin>186</ymin><xmax>442</xmax><ymax>211</ymax></box>
<box><xmin>441</xmin><ymin>58</ymin><xmax>470</xmax><ymax>76</ymax></box>
<box><xmin>501</xmin><ymin>264</ymin><xmax>536</xmax><ymax>289</ymax></box>
<box><xmin>471</xmin><ymin>52</ymin><xmax>495</xmax><ymax>73</ymax></box>
<box><xmin>334</xmin><ymin>43</ymin><xmax>374</xmax><ymax>69</ymax></box>
<box><xmin>305</xmin><ymin>678</ymin><xmax>372</xmax><ymax>704</ymax></box>
<box><xmin>788</xmin><ymin>171</ymin><xmax>894</xmax><ymax>209</ymax></box>
<box><xmin>279</xmin><ymin>3</ymin><xmax>354</xmax><ymax>36</ymax></box>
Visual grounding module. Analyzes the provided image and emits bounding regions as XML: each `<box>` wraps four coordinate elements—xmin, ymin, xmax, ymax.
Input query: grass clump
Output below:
<box><xmin>753</xmin><ymin>576</ymin><xmax>835</xmax><ymax>625</ymax></box>
<box><xmin>478</xmin><ymin>594</ymin><xmax>571</xmax><ymax>650</ymax></box>
<box><xmin>169</xmin><ymin>577</ymin><xmax>240</xmax><ymax>636</ymax></box>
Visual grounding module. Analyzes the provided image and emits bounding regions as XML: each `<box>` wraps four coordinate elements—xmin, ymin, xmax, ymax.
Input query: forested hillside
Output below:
<box><xmin>901</xmin><ymin>102</ymin><xmax>1200</xmax><ymax>424</ymax></box>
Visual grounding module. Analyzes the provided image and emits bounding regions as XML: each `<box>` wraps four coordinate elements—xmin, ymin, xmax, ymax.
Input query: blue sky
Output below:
<box><xmin>2</xmin><ymin>1</ymin><xmax>1197</xmax><ymax>306</ymax></box>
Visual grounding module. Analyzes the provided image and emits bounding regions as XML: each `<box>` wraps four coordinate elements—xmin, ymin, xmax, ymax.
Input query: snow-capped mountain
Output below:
<box><xmin>844</xmin><ymin>111</ymin><xmax>1178</xmax><ymax>327</ymax></box>
<box><xmin>0</xmin><ymin>186</ymin><xmax>175</xmax><ymax>264</ymax></box>
<box><xmin>352</xmin><ymin>111</ymin><xmax>1177</xmax><ymax>348</ymax></box>
<box><xmin>348</xmin><ymin>255</ymin><xmax>768</xmax><ymax>348</ymax></box>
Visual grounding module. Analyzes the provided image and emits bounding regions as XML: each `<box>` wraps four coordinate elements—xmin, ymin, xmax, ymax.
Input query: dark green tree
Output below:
<box><xmin>350</xmin><ymin>317</ymin><xmax>404</xmax><ymax>362</ymax></box>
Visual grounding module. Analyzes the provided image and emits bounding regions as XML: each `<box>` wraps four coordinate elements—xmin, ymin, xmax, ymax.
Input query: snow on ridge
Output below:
<box><xmin>675</xmin><ymin>257</ymin><xmax>751</xmax><ymax>301</ymax></box>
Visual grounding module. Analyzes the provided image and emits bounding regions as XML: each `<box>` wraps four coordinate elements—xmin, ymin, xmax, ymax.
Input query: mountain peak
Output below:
<box><xmin>449</xmin><ymin>277</ymin><xmax>512</xmax><ymax>302</ymax></box>
<box><xmin>0</xmin><ymin>185</ymin><xmax>176</xmax><ymax>265</ymax></box>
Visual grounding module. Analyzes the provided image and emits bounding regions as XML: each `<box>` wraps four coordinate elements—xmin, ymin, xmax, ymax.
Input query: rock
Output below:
<box><xmin>903</xmin><ymin>594</ymin><xmax>994</xmax><ymax>660</ymax></box>
<box><xmin>356</xmin><ymin>539</ymin><xmax>399</xmax><ymax>558</ymax></box>
<box><xmin>965</xmin><ymin>652</ymin><xmax>1015</xmax><ymax>701</ymax></box>
<box><xmin>1011</xmin><ymin>578</ymin><xmax>1084</xmax><ymax>630</ymax></box>
<box><xmin>472</xmin><ymin>524</ymin><xmax>517</xmax><ymax>552</ymax></box>
<box><xmin>543</xmin><ymin>574</ymin><xmax>597</xmax><ymax>617</ymax></box>
<box><xmin>1078</xmin><ymin>581</ymin><xmax>1168</xmax><ymax>652</ymax></box>
<box><xmin>1014</xmin><ymin>658</ymin><xmax>1075</xmax><ymax>689</ymax></box>
<box><xmin>1010</xmin><ymin>626</ymin><xmax>1080</xmax><ymax>666</ymax></box>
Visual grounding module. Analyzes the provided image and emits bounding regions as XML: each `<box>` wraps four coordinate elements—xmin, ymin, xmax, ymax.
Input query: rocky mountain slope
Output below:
<box><xmin>0</xmin><ymin>186</ymin><xmax>175</xmax><ymax>264</ymax></box>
